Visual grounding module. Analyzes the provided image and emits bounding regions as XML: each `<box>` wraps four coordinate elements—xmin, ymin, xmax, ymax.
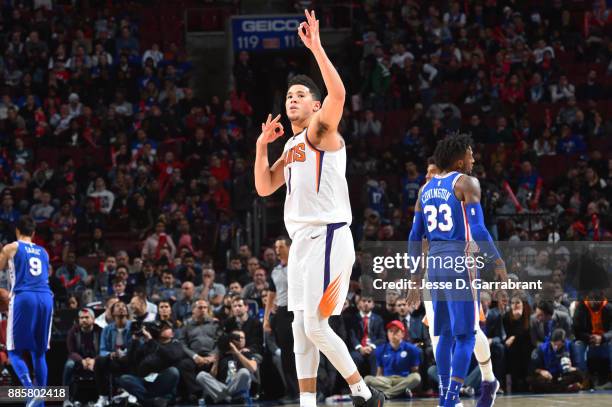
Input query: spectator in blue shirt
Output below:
<box><xmin>0</xmin><ymin>194</ymin><xmax>20</xmax><ymax>225</ymax></box>
<box><xmin>364</xmin><ymin>320</ymin><xmax>422</xmax><ymax>399</ymax></box>
<box><xmin>152</xmin><ymin>269</ymin><xmax>181</xmax><ymax>303</ymax></box>
<box><xmin>400</xmin><ymin>161</ymin><xmax>424</xmax><ymax>215</ymax></box>
<box><xmin>517</xmin><ymin>161</ymin><xmax>540</xmax><ymax>191</ymax></box>
<box><xmin>557</xmin><ymin>124</ymin><xmax>586</xmax><ymax>155</ymax></box>
<box><xmin>527</xmin><ymin>328</ymin><xmax>584</xmax><ymax>393</ymax></box>
<box><xmin>363</xmin><ymin>178</ymin><xmax>387</xmax><ymax>217</ymax></box>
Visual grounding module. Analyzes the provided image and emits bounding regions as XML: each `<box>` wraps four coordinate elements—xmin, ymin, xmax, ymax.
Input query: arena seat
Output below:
<box><xmin>75</xmin><ymin>256</ymin><xmax>105</xmax><ymax>274</ymax></box>
<box><xmin>537</xmin><ymin>155</ymin><xmax>578</xmax><ymax>183</ymax></box>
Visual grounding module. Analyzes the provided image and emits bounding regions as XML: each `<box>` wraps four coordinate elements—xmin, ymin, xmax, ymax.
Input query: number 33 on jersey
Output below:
<box><xmin>419</xmin><ymin>171</ymin><xmax>469</xmax><ymax>242</ymax></box>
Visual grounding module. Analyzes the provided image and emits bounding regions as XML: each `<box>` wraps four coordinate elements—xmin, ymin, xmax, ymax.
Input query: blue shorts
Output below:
<box><xmin>8</xmin><ymin>291</ymin><xmax>53</xmax><ymax>353</ymax></box>
<box><xmin>428</xmin><ymin>252</ymin><xmax>479</xmax><ymax>337</ymax></box>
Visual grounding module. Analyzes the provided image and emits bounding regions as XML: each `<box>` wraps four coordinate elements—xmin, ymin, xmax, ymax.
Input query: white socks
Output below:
<box><xmin>300</xmin><ymin>392</ymin><xmax>317</xmax><ymax>407</ymax></box>
<box><xmin>479</xmin><ymin>358</ymin><xmax>495</xmax><ymax>382</ymax></box>
<box><xmin>474</xmin><ymin>329</ymin><xmax>495</xmax><ymax>382</ymax></box>
<box><xmin>349</xmin><ymin>379</ymin><xmax>372</xmax><ymax>400</ymax></box>
<box><xmin>300</xmin><ymin>379</ymin><xmax>372</xmax><ymax>406</ymax></box>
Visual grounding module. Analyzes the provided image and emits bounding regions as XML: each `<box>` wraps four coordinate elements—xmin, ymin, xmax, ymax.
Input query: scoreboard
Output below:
<box><xmin>231</xmin><ymin>15</ymin><xmax>306</xmax><ymax>52</ymax></box>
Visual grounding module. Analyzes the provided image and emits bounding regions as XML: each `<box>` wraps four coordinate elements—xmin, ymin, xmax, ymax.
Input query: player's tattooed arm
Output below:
<box><xmin>298</xmin><ymin>9</ymin><xmax>344</xmax><ymax>150</ymax></box>
<box><xmin>0</xmin><ymin>242</ymin><xmax>17</xmax><ymax>271</ymax></box>
<box><xmin>457</xmin><ymin>174</ymin><xmax>481</xmax><ymax>203</ymax></box>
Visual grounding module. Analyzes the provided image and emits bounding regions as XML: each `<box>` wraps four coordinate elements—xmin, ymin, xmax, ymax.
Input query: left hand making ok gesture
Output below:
<box><xmin>298</xmin><ymin>9</ymin><xmax>321</xmax><ymax>51</ymax></box>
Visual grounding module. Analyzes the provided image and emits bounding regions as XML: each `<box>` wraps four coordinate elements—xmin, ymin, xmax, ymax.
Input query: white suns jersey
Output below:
<box><xmin>282</xmin><ymin>128</ymin><xmax>352</xmax><ymax>238</ymax></box>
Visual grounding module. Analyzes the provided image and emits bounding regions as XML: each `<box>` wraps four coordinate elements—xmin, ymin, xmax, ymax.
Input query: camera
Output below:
<box><xmin>130</xmin><ymin>320</ymin><xmax>168</xmax><ymax>340</ymax></box>
<box><xmin>560</xmin><ymin>356</ymin><xmax>571</xmax><ymax>374</ymax></box>
<box><xmin>130</xmin><ymin>320</ymin><xmax>144</xmax><ymax>337</ymax></box>
<box><xmin>144</xmin><ymin>320</ymin><xmax>165</xmax><ymax>340</ymax></box>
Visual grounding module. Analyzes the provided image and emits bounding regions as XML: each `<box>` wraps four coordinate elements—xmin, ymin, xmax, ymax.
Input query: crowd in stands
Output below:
<box><xmin>0</xmin><ymin>0</ymin><xmax>609</xmax><ymax>406</ymax></box>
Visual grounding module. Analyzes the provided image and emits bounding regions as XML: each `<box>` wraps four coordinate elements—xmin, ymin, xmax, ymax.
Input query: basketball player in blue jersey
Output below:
<box><xmin>255</xmin><ymin>9</ymin><xmax>384</xmax><ymax>407</ymax></box>
<box><xmin>418</xmin><ymin>158</ymin><xmax>504</xmax><ymax>407</ymax></box>
<box><xmin>0</xmin><ymin>215</ymin><xmax>53</xmax><ymax>406</ymax></box>
<box><xmin>407</xmin><ymin>135</ymin><xmax>506</xmax><ymax>407</ymax></box>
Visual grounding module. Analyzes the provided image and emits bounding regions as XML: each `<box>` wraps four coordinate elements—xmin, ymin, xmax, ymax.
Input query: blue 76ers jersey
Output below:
<box><xmin>419</xmin><ymin>171</ymin><xmax>469</xmax><ymax>247</ymax></box>
<box><xmin>9</xmin><ymin>241</ymin><xmax>52</xmax><ymax>294</ymax></box>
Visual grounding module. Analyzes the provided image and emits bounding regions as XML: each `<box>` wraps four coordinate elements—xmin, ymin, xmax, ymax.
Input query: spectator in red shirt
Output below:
<box><xmin>210</xmin><ymin>154</ymin><xmax>230</xmax><ymax>183</ymax></box>
<box><xmin>156</xmin><ymin>151</ymin><xmax>184</xmax><ymax>196</ymax></box>
<box><xmin>142</xmin><ymin>221</ymin><xmax>177</xmax><ymax>261</ymax></box>
<box><xmin>209</xmin><ymin>176</ymin><xmax>230</xmax><ymax>211</ymax></box>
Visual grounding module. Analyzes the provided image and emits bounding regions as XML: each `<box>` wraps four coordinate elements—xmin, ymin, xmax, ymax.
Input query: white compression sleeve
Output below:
<box><xmin>292</xmin><ymin>310</ymin><xmax>320</xmax><ymax>379</ymax></box>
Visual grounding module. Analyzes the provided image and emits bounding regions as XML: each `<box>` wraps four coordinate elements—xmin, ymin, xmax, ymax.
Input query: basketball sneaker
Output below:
<box><xmin>351</xmin><ymin>386</ymin><xmax>385</xmax><ymax>407</ymax></box>
<box><xmin>476</xmin><ymin>380</ymin><xmax>500</xmax><ymax>407</ymax></box>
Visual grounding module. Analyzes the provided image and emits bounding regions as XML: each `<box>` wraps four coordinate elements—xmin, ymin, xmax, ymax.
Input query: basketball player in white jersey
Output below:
<box><xmin>254</xmin><ymin>9</ymin><xmax>385</xmax><ymax>407</ymax></box>
<box><xmin>414</xmin><ymin>159</ymin><xmax>502</xmax><ymax>407</ymax></box>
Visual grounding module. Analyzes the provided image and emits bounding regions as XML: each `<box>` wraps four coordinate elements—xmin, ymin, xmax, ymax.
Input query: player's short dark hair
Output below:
<box><xmin>287</xmin><ymin>75</ymin><xmax>322</xmax><ymax>101</ymax></box>
<box><xmin>433</xmin><ymin>134</ymin><xmax>473</xmax><ymax>171</ymax></box>
<box><xmin>16</xmin><ymin>215</ymin><xmax>36</xmax><ymax>237</ymax></box>
<box><xmin>537</xmin><ymin>300</ymin><xmax>555</xmax><ymax>316</ymax></box>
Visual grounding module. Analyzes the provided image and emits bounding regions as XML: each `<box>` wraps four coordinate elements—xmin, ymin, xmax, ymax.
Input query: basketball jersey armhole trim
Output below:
<box><xmin>303</xmin><ymin>126</ymin><xmax>345</xmax><ymax>154</ymax></box>
<box><xmin>451</xmin><ymin>173</ymin><xmax>464</xmax><ymax>189</ymax></box>
<box><xmin>451</xmin><ymin>173</ymin><xmax>464</xmax><ymax>201</ymax></box>
<box><xmin>303</xmin><ymin>128</ymin><xmax>323</xmax><ymax>154</ymax></box>
<box><xmin>303</xmin><ymin>128</ymin><xmax>325</xmax><ymax>193</ymax></box>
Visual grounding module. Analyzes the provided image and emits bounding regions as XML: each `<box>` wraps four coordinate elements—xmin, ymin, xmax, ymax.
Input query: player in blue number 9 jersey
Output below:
<box><xmin>0</xmin><ymin>215</ymin><xmax>53</xmax><ymax>406</ymax></box>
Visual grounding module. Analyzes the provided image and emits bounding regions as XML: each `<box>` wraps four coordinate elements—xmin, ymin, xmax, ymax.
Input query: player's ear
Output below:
<box><xmin>313</xmin><ymin>100</ymin><xmax>321</xmax><ymax>112</ymax></box>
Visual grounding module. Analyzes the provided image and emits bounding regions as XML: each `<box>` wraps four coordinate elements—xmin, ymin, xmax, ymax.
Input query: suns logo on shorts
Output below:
<box><xmin>285</xmin><ymin>143</ymin><xmax>306</xmax><ymax>165</ymax></box>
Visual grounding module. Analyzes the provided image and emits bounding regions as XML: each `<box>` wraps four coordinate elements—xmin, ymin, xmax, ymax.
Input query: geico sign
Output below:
<box><xmin>241</xmin><ymin>19</ymin><xmax>301</xmax><ymax>33</ymax></box>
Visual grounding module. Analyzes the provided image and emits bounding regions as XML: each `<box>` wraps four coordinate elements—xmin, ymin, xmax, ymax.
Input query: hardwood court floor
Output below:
<box><xmin>261</xmin><ymin>391</ymin><xmax>612</xmax><ymax>407</ymax></box>
<box><xmin>353</xmin><ymin>392</ymin><xmax>612</xmax><ymax>407</ymax></box>
<box><xmin>179</xmin><ymin>392</ymin><xmax>612</xmax><ymax>407</ymax></box>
